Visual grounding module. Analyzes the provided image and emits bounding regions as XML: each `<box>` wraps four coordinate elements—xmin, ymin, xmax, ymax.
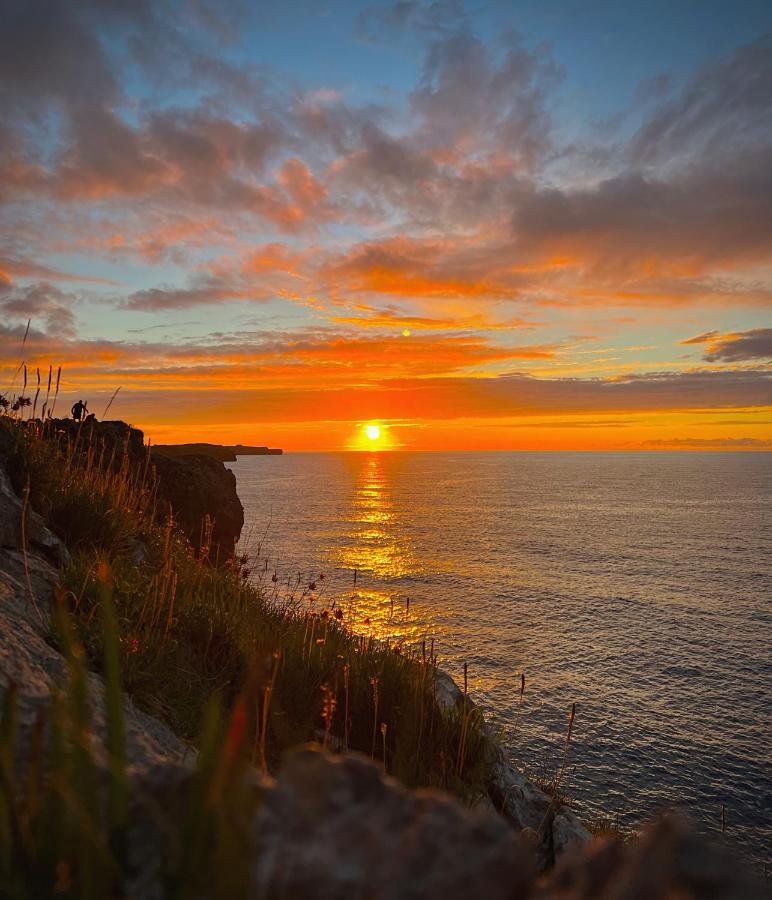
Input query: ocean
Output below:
<box><xmin>228</xmin><ymin>451</ymin><xmax>772</xmax><ymax>863</ymax></box>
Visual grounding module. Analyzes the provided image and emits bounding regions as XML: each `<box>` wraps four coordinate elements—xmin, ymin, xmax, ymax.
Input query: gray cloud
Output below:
<box><xmin>682</xmin><ymin>328</ymin><xmax>772</xmax><ymax>362</ymax></box>
<box><xmin>512</xmin><ymin>148</ymin><xmax>772</xmax><ymax>276</ymax></box>
<box><xmin>123</xmin><ymin>279</ymin><xmax>246</xmax><ymax>312</ymax></box>
<box><xmin>629</xmin><ymin>35</ymin><xmax>772</xmax><ymax>169</ymax></box>
<box><xmin>0</xmin><ymin>282</ymin><xmax>78</xmax><ymax>337</ymax></box>
<box><xmin>0</xmin><ymin>1</ymin><xmax>120</xmax><ymax>116</ymax></box>
<box><xmin>356</xmin><ymin>1</ymin><xmax>468</xmax><ymax>43</ymax></box>
<box><xmin>411</xmin><ymin>30</ymin><xmax>560</xmax><ymax>171</ymax></box>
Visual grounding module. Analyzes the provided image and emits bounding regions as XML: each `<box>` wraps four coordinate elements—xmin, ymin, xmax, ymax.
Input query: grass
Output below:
<box><xmin>0</xmin><ymin>579</ymin><xmax>261</xmax><ymax>899</ymax></box>
<box><xmin>1</xmin><ymin>415</ymin><xmax>494</xmax><ymax>801</ymax></box>
<box><xmin>530</xmin><ymin>769</ymin><xmax>576</xmax><ymax>813</ymax></box>
<box><xmin>585</xmin><ymin>813</ymin><xmax>631</xmax><ymax>840</ymax></box>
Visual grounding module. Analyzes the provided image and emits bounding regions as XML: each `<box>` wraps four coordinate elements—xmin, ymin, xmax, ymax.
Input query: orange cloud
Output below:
<box><xmin>330</xmin><ymin>308</ymin><xmax>535</xmax><ymax>332</ymax></box>
<box><xmin>242</xmin><ymin>243</ymin><xmax>307</xmax><ymax>276</ymax></box>
<box><xmin>325</xmin><ymin>236</ymin><xmax>518</xmax><ymax>300</ymax></box>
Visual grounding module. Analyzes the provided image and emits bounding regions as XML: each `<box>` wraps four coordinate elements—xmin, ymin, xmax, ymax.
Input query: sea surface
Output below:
<box><xmin>228</xmin><ymin>451</ymin><xmax>772</xmax><ymax>865</ymax></box>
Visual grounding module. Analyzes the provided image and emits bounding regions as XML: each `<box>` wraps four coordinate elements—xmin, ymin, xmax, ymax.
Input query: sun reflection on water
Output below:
<box><xmin>334</xmin><ymin>454</ymin><xmax>432</xmax><ymax>645</ymax></box>
<box><xmin>337</xmin><ymin>455</ymin><xmax>412</xmax><ymax>578</ymax></box>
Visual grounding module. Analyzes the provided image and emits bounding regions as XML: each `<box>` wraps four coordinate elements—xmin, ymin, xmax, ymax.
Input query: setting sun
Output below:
<box><xmin>350</xmin><ymin>422</ymin><xmax>396</xmax><ymax>451</ymax></box>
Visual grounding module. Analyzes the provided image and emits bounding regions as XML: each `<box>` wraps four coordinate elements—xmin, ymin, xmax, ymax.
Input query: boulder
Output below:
<box><xmin>251</xmin><ymin>747</ymin><xmax>534</xmax><ymax>900</ymax></box>
<box><xmin>126</xmin><ymin>752</ymin><xmax>766</xmax><ymax>900</ymax></box>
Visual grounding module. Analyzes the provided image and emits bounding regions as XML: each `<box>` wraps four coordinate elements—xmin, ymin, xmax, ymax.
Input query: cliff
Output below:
<box><xmin>153</xmin><ymin>442</ymin><xmax>283</xmax><ymax>462</ymax></box>
<box><xmin>14</xmin><ymin>418</ymin><xmax>246</xmax><ymax>562</ymax></box>
<box><xmin>151</xmin><ymin>451</ymin><xmax>244</xmax><ymax>561</ymax></box>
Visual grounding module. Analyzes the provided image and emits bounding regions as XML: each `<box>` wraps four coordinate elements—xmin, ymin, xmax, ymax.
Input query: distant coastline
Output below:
<box><xmin>152</xmin><ymin>442</ymin><xmax>283</xmax><ymax>462</ymax></box>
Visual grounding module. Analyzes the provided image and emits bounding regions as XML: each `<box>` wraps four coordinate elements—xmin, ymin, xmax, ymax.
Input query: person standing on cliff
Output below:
<box><xmin>71</xmin><ymin>399</ymin><xmax>88</xmax><ymax>421</ymax></box>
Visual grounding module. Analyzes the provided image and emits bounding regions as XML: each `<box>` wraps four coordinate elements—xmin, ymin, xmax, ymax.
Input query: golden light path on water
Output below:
<box><xmin>333</xmin><ymin>454</ymin><xmax>430</xmax><ymax>646</ymax></box>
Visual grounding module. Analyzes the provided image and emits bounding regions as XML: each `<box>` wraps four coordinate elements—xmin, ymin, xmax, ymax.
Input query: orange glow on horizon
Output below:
<box><xmin>2</xmin><ymin>351</ymin><xmax>769</xmax><ymax>453</ymax></box>
<box><xmin>84</xmin><ymin>410</ymin><xmax>770</xmax><ymax>453</ymax></box>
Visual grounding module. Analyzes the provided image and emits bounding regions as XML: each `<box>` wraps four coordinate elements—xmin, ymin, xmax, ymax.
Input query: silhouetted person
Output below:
<box><xmin>71</xmin><ymin>399</ymin><xmax>87</xmax><ymax>421</ymax></box>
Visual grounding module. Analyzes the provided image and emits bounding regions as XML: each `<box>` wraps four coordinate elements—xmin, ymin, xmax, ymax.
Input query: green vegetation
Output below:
<box><xmin>1</xmin><ymin>415</ymin><xmax>494</xmax><ymax>791</ymax></box>
<box><xmin>0</xmin><ymin>581</ymin><xmax>260</xmax><ymax>899</ymax></box>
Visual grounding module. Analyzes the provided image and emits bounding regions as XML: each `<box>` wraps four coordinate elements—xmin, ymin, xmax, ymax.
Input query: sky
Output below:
<box><xmin>1</xmin><ymin>0</ymin><xmax>771</xmax><ymax>451</ymax></box>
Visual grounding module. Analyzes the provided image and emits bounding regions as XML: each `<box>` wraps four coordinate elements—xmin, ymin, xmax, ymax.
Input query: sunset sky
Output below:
<box><xmin>1</xmin><ymin>0</ymin><xmax>771</xmax><ymax>450</ymax></box>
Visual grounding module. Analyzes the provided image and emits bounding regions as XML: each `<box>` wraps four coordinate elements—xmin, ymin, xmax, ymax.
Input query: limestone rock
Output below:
<box><xmin>251</xmin><ymin>747</ymin><xmax>534</xmax><ymax>900</ymax></box>
<box><xmin>0</xmin><ymin>462</ymin><xmax>70</xmax><ymax>568</ymax></box>
<box><xmin>435</xmin><ymin>668</ymin><xmax>465</xmax><ymax>710</ymax></box>
<box><xmin>489</xmin><ymin>760</ymin><xmax>591</xmax><ymax>868</ymax></box>
<box><xmin>0</xmin><ymin>539</ymin><xmax>192</xmax><ymax>774</ymax></box>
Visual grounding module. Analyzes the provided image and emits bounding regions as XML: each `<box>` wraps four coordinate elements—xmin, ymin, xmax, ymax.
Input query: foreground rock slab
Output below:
<box><xmin>252</xmin><ymin>748</ymin><xmax>534</xmax><ymax>900</ymax></box>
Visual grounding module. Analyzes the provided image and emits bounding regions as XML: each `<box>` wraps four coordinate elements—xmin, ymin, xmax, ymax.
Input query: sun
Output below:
<box><xmin>350</xmin><ymin>421</ymin><xmax>393</xmax><ymax>451</ymax></box>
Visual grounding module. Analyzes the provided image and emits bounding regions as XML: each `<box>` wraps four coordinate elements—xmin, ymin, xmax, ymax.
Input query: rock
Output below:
<box><xmin>435</xmin><ymin>668</ymin><xmax>465</xmax><ymax>710</ymax></box>
<box><xmin>489</xmin><ymin>761</ymin><xmax>591</xmax><ymax>863</ymax></box>
<box><xmin>0</xmin><ymin>547</ymin><xmax>60</xmax><ymax>613</ymax></box>
<box><xmin>1</xmin><ymin>448</ymin><xmax>187</xmax><ymax>770</ymax></box>
<box><xmin>251</xmin><ymin>747</ymin><xmax>534</xmax><ymax>900</ymax></box>
<box><xmin>0</xmin><ymin>542</ymin><xmax>193</xmax><ymax>775</ymax></box>
<box><xmin>152</xmin><ymin>451</ymin><xmax>244</xmax><ymax>563</ymax></box>
<box><xmin>436</xmin><ymin>665</ymin><xmax>591</xmax><ymax>867</ymax></box>
<box><xmin>0</xmin><ymin>460</ymin><xmax>70</xmax><ymax>568</ymax></box>
<box><xmin>536</xmin><ymin>814</ymin><xmax>768</xmax><ymax>899</ymax></box>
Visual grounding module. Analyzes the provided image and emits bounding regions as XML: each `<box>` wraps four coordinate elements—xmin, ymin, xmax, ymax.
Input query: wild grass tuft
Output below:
<box><xmin>0</xmin><ymin>585</ymin><xmax>260</xmax><ymax>899</ymax></box>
